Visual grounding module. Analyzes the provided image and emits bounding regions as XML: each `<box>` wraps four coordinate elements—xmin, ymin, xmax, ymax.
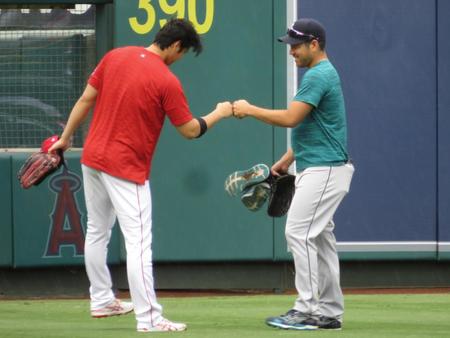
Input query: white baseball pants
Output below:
<box><xmin>286</xmin><ymin>163</ymin><xmax>354</xmax><ymax>321</ymax></box>
<box><xmin>82</xmin><ymin>165</ymin><xmax>162</xmax><ymax>329</ymax></box>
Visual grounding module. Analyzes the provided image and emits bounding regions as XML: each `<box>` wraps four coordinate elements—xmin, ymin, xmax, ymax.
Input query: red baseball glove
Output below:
<box><xmin>17</xmin><ymin>151</ymin><xmax>63</xmax><ymax>189</ymax></box>
<box><xmin>17</xmin><ymin>135</ymin><xmax>64</xmax><ymax>189</ymax></box>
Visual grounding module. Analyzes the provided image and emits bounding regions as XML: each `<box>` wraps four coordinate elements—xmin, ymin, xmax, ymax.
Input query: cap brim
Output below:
<box><xmin>277</xmin><ymin>34</ymin><xmax>308</xmax><ymax>45</ymax></box>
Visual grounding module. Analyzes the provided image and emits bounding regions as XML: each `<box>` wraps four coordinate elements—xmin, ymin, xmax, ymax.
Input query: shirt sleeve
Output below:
<box><xmin>294</xmin><ymin>69</ymin><xmax>327</xmax><ymax>108</ymax></box>
<box><xmin>87</xmin><ymin>52</ymin><xmax>109</xmax><ymax>90</ymax></box>
<box><xmin>162</xmin><ymin>75</ymin><xmax>193</xmax><ymax>126</ymax></box>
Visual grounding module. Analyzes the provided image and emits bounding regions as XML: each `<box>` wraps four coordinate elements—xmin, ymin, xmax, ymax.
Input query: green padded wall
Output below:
<box><xmin>273</xmin><ymin>0</ymin><xmax>291</xmax><ymax>262</ymax></box>
<box><xmin>114</xmin><ymin>0</ymin><xmax>286</xmax><ymax>261</ymax></box>
<box><xmin>0</xmin><ymin>154</ymin><xmax>13</xmax><ymax>267</ymax></box>
<box><xmin>12</xmin><ymin>152</ymin><xmax>121</xmax><ymax>267</ymax></box>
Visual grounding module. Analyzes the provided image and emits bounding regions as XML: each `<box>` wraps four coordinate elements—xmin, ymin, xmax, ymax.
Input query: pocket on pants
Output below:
<box><xmin>340</xmin><ymin>164</ymin><xmax>354</xmax><ymax>193</ymax></box>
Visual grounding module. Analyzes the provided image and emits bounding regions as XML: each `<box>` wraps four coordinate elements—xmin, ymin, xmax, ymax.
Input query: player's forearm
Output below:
<box><xmin>177</xmin><ymin>102</ymin><xmax>231</xmax><ymax>139</ymax></box>
<box><xmin>247</xmin><ymin>105</ymin><xmax>294</xmax><ymax>127</ymax></box>
<box><xmin>202</xmin><ymin>107</ymin><xmax>227</xmax><ymax>130</ymax></box>
<box><xmin>176</xmin><ymin>108</ymin><xmax>228</xmax><ymax>139</ymax></box>
<box><xmin>280</xmin><ymin>148</ymin><xmax>295</xmax><ymax>166</ymax></box>
<box><xmin>60</xmin><ymin>97</ymin><xmax>94</xmax><ymax>142</ymax></box>
<box><xmin>60</xmin><ymin>84</ymin><xmax>97</xmax><ymax>142</ymax></box>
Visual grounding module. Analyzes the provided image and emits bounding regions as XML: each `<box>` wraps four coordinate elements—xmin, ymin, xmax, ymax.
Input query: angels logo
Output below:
<box><xmin>44</xmin><ymin>167</ymin><xmax>85</xmax><ymax>258</ymax></box>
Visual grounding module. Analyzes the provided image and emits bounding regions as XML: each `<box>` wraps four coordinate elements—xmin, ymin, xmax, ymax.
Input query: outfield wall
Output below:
<box><xmin>0</xmin><ymin>0</ymin><xmax>449</xmax><ymax>272</ymax></box>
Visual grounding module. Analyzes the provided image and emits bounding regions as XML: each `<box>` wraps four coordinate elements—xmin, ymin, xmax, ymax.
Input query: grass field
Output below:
<box><xmin>1</xmin><ymin>294</ymin><xmax>450</xmax><ymax>338</ymax></box>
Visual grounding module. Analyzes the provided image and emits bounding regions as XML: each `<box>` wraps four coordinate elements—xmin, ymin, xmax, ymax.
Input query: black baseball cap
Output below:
<box><xmin>278</xmin><ymin>18</ymin><xmax>326</xmax><ymax>45</ymax></box>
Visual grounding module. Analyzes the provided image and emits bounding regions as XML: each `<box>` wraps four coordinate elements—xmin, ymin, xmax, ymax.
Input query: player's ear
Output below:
<box><xmin>310</xmin><ymin>39</ymin><xmax>320</xmax><ymax>50</ymax></box>
<box><xmin>170</xmin><ymin>40</ymin><xmax>182</xmax><ymax>52</ymax></box>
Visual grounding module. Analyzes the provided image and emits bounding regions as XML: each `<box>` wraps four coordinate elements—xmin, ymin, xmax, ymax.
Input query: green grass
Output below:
<box><xmin>1</xmin><ymin>294</ymin><xmax>450</xmax><ymax>337</ymax></box>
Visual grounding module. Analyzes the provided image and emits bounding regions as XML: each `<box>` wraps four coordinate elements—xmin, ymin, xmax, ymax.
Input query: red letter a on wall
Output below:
<box><xmin>45</xmin><ymin>171</ymin><xmax>85</xmax><ymax>257</ymax></box>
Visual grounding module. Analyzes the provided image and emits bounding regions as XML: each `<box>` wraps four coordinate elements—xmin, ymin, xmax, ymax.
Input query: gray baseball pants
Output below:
<box><xmin>286</xmin><ymin>163</ymin><xmax>354</xmax><ymax>321</ymax></box>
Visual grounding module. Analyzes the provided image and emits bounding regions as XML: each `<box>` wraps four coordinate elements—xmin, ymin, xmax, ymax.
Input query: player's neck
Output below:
<box><xmin>309</xmin><ymin>53</ymin><xmax>328</xmax><ymax>68</ymax></box>
<box><xmin>146</xmin><ymin>44</ymin><xmax>169</xmax><ymax>64</ymax></box>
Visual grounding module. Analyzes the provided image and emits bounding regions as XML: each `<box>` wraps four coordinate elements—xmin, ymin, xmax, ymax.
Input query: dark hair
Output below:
<box><xmin>304</xmin><ymin>38</ymin><xmax>326</xmax><ymax>51</ymax></box>
<box><xmin>153</xmin><ymin>18</ymin><xmax>203</xmax><ymax>56</ymax></box>
<box><xmin>316</xmin><ymin>38</ymin><xmax>326</xmax><ymax>50</ymax></box>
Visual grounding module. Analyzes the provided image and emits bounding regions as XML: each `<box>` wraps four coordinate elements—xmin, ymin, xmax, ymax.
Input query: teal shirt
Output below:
<box><xmin>292</xmin><ymin>60</ymin><xmax>348</xmax><ymax>172</ymax></box>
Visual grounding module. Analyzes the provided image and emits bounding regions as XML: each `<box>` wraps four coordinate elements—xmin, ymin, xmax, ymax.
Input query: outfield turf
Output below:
<box><xmin>1</xmin><ymin>294</ymin><xmax>450</xmax><ymax>338</ymax></box>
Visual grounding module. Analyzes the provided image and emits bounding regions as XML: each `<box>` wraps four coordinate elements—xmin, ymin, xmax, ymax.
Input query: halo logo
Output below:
<box><xmin>44</xmin><ymin>167</ymin><xmax>85</xmax><ymax>258</ymax></box>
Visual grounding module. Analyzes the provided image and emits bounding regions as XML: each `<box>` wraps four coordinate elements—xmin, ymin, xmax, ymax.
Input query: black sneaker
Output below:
<box><xmin>265</xmin><ymin>309</ymin><xmax>318</xmax><ymax>330</ymax></box>
<box><xmin>316</xmin><ymin>316</ymin><xmax>342</xmax><ymax>330</ymax></box>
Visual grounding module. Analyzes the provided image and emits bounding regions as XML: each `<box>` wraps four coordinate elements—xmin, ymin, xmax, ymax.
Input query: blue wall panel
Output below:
<box><xmin>438</xmin><ymin>0</ymin><xmax>450</xmax><ymax>259</ymax></box>
<box><xmin>297</xmin><ymin>0</ymin><xmax>437</xmax><ymax>242</ymax></box>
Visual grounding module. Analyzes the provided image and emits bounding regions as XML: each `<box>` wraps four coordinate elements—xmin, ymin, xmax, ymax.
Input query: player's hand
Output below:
<box><xmin>232</xmin><ymin>100</ymin><xmax>252</xmax><ymax>119</ymax></box>
<box><xmin>271</xmin><ymin>159</ymin><xmax>290</xmax><ymax>176</ymax></box>
<box><xmin>216</xmin><ymin>101</ymin><xmax>233</xmax><ymax>118</ymax></box>
<box><xmin>48</xmin><ymin>138</ymin><xmax>71</xmax><ymax>153</ymax></box>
